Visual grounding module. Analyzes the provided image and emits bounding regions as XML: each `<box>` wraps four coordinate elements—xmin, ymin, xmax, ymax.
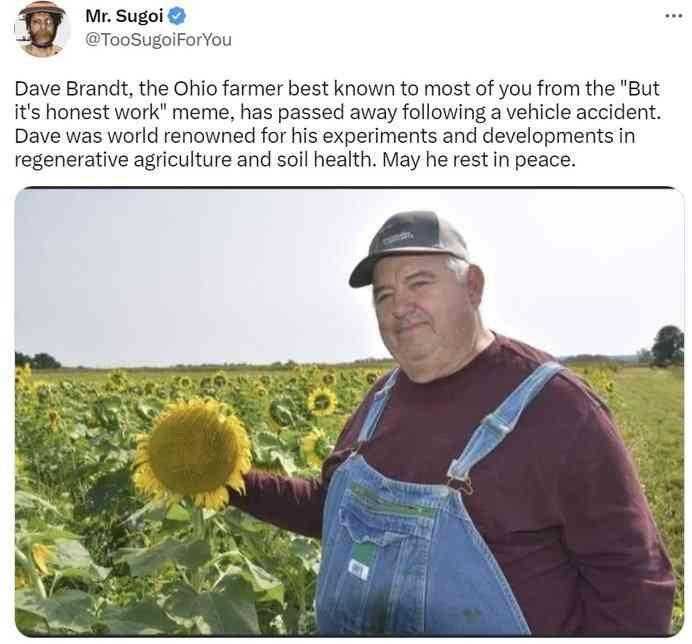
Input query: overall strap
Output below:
<box><xmin>446</xmin><ymin>361</ymin><xmax>564</xmax><ymax>487</ymax></box>
<box><xmin>355</xmin><ymin>368</ymin><xmax>400</xmax><ymax>444</ymax></box>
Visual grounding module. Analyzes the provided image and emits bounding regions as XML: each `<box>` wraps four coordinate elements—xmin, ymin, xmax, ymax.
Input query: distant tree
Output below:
<box><xmin>651</xmin><ymin>325</ymin><xmax>684</xmax><ymax>366</ymax></box>
<box><xmin>636</xmin><ymin>348</ymin><xmax>653</xmax><ymax>365</ymax></box>
<box><xmin>31</xmin><ymin>352</ymin><xmax>62</xmax><ymax>369</ymax></box>
<box><xmin>15</xmin><ymin>351</ymin><xmax>31</xmax><ymax>367</ymax></box>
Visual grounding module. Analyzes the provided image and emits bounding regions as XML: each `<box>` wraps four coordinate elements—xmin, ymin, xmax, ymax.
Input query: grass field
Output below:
<box><xmin>15</xmin><ymin>362</ymin><xmax>683</xmax><ymax>634</ymax></box>
<box><xmin>607</xmin><ymin>366</ymin><xmax>683</xmax><ymax>631</ymax></box>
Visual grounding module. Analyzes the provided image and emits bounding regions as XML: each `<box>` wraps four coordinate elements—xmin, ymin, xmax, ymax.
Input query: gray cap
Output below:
<box><xmin>349</xmin><ymin>210</ymin><xmax>469</xmax><ymax>288</ymax></box>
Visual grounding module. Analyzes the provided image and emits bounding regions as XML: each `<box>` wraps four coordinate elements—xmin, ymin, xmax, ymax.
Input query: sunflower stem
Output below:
<box><xmin>15</xmin><ymin>546</ymin><xmax>47</xmax><ymax>599</ymax></box>
<box><xmin>190</xmin><ymin>506</ymin><xmax>207</xmax><ymax>592</ymax></box>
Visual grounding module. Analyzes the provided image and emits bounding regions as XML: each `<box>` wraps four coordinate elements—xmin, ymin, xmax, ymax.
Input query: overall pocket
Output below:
<box><xmin>316</xmin><ymin>489</ymin><xmax>432</xmax><ymax>634</ymax></box>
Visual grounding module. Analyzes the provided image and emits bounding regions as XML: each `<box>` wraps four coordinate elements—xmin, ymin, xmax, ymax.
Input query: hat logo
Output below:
<box><xmin>382</xmin><ymin>231</ymin><xmax>414</xmax><ymax>246</ymax></box>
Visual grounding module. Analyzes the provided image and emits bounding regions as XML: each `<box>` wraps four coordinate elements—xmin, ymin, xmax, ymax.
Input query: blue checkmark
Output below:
<box><xmin>168</xmin><ymin>6</ymin><xmax>186</xmax><ymax>25</ymax></box>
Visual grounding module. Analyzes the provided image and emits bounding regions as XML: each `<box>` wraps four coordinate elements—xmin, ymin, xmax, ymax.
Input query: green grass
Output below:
<box><xmin>611</xmin><ymin>366</ymin><xmax>683</xmax><ymax>633</ymax></box>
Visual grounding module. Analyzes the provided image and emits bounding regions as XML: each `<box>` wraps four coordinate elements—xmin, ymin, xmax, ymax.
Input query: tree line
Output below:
<box><xmin>15</xmin><ymin>351</ymin><xmax>61</xmax><ymax>369</ymax></box>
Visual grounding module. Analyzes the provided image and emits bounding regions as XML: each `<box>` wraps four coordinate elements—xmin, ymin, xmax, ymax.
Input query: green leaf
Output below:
<box><xmin>15</xmin><ymin>490</ymin><xmax>61</xmax><ymax>514</ymax></box>
<box><xmin>52</xmin><ymin>539</ymin><xmax>111</xmax><ymax>580</ymax></box>
<box><xmin>222</xmin><ymin>507</ymin><xmax>265</xmax><ymax>534</ymax></box>
<box><xmin>98</xmin><ymin>599</ymin><xmax>178</xmax><ymax>635</ymax></box>
<box><xmin>115</xmin><ymin>538</ymin><xmax>211</xmax><ymax>577</ymax></box>
<box><xmin>177</xmin><ymin>540</ymin><xmax>212</xmax><ymax>569</ymax></box>
<box><xmin>15</xmin><ymin>588</ymin><xmax>46</xmax><ymax>619</ymax></box>
<box><xmin>289</xmin><ymin>536</ymin><xmax>321</xmax><ymax>573</ymax></box>
<box><xmin>114</xmin><ymin>539</ymin><xmax>181</xmax><ymax>577</ymax></box>
<box><xmin>222</xmin><ymin>553</ymin><xmax>284</xmax><ymax>605</ymax></box>
<box><xmin>165</xmin><ymin>503</ymin><xmax>190</xmax><ymax>522</ymax></box>
<box><xmin>15</xmin><ymin>607</ymin><xmax>47</xmax><ymax>635</ymax></box>
<box><xmin>165</xmin><ymin>577</ymin><xmax>260</xmax><ymax>634</ymax></box>
<box><xmin>24</xmin><ymin>527</ymin><xmax>81</xmax><ymax>543</ymax></box>
<box><xmin>121</xmin><ymin>498</ymin><xmax>166</xmax><ymax>528</ymax></box>
<box><xmin>16</xmin><ymin>588</ymin><xmax>95</xmax><ymax>633</ymax></box>
<box><xmin>43</xmin><ymin>589</ymin><xmax>95</xmax><ymax>632</ymax></box>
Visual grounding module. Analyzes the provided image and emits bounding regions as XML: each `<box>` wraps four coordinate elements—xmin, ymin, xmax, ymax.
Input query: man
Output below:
<box><xmin>20</xmin><ymin>1</ymin><xmax>65</xmax><ymax>58</ymax></box>
<box><xmin>229</xmin><ymin>211</ymin><xmax>675</xmax><ymax>635</ymax></box>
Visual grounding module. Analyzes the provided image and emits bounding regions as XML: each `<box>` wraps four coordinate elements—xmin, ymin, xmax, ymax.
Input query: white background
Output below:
<box><xmin>3</xmin><ymin>1</ymin><xmax>690</xmax><ymax>641</ymax></box>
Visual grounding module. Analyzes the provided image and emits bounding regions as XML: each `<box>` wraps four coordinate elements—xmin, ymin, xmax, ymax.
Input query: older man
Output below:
<box><xmin>229</xmin><ymin>211</ymin><xmax>675</xmax><ymax>635</ymax></box>
<box><xmin>20</xmin><ymin>1</ymin><xmax>65</xmax><ymax>58</ymax></box>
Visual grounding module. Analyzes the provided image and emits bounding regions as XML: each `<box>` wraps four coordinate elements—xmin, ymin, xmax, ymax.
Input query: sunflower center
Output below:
<box><xmin>148</xmin><ymin>407</ymin><xmax>237</xmax><ymax>495</ymax></box>
<box><xmin>314</xmin><ymin>395</ymin><xmax>330</xmax><ymax>410</ymax></box>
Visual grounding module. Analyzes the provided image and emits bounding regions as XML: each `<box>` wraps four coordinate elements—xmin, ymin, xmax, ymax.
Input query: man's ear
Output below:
<box><xmin>466</xmin><ymin>265</ymin><xmax>485</xmax><ymax>308</ymax></box>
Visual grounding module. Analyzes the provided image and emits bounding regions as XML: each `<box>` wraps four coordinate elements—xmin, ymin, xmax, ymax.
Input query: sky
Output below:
<box><xmin>14</xmin><ymin>188</ymin><xmax>684</xmax><ymax>368</ymax></box>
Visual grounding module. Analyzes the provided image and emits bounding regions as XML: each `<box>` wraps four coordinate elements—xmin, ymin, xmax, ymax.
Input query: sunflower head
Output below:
<box><xmin>179</xmin><ymin>376</ymin><xmax>192</xmax><ymax>389</ymax></box>
<box><xmin>132</xmin><ymin>398</ymin><xmax>252</xmax><ymax>511</ymax></box>
<box><xmin>154</xmin><ymin>386</ymin><xmax>168</xmax><ymax>399</ymax></box>
<box><xmin>212</xmin><ymin>371</ymin><xmax>228</xmax><ymax>388</ymax></box>
<box><xmin>307</xmin><ymin>386</ymin><xmax>338</xmax><ymax>417</ymax></box>
<box><xmin>301</xmin><ymin>428</ymin><xmax>331</xmax><ymax>468</ymax></box>
<box><xmin>366</xmin><ymin>371</ymin><xmax>379</xmax><ymax>385</ymax></box>
<box><xmin>255</xmin><ymin>385</ymin><xmax>268</xmax><ymax>398</ymax></box>
<box><xmin>322</xmin><ymin>372</ymin><xmax>336</xmax><ymax>386</ymax></box>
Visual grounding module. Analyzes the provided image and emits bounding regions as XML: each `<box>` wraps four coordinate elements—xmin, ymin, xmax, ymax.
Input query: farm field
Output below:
<box><xmin>14</xmin><ymin>362</ymin><xmax>683</xmax><ymax>634</ymax></box>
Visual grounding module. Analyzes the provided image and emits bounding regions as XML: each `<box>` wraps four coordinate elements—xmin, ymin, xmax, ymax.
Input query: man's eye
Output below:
<box><xmin>411</xmin><ymin>281</ymin><xmax>429</xmax><ymax>289</ymax></box>
<box><xmin>375</xmin><ymin>293</ymin><xmax>392</xmax><ymax>304</ymax></box>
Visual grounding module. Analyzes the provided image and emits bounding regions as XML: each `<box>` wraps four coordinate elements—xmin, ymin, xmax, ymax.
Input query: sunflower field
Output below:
<box><xmin>14</xmin><ymin>363</ymin><xmax>384</xmax><ymax>635</ymax></box>
<box><xmin>14</xmin><ymin>362</ymin><xmax>683</xmax><ymax>634</ymax></box>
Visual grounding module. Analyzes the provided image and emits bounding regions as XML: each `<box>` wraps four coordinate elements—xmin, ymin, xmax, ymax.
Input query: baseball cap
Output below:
<box><xmin>349</xmin><ymin>210</ymin><xmax>469</xmax><ymax>288</ymax></box>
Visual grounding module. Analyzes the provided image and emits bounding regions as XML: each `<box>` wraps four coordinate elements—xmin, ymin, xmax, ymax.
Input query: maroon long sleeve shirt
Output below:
<box><xmin>229</xmin><ymin>334</ymin><xmax>675</xmax><ymax>635</ymax></box>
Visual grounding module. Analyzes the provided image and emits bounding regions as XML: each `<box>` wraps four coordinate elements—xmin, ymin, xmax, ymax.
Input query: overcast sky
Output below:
<box><xmin>14</xmin><ymin>188</ymin><xmax>684</xmax><ymax>368</ymax></box>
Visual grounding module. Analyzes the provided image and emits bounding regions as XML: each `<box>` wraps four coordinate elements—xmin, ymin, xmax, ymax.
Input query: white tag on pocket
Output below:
<box><xmin>348</xmin><ymin>558</ymin><xmax>369</xmax><ymax>581</ymax></box>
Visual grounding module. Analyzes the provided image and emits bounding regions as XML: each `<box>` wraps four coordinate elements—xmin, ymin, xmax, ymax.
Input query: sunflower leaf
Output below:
<box><xmin>15</xmin><ymin>490</ymin><xmax>61</xmax><ymax>514</ymax></box>
<box><xmin>16</xmin><ymin>588</ymin><xmax>96</xmax><ymax>633</ymax></box>
<box><xmin>115</xmin><ymin>538</ymin><xmax>210</xmax><ymax>577</ymax></box>
<box><xmin>52</xmin><ymin>539</ymin><xmax>111</xmax><ymax>581</ymax></box>
<box><xmin>114</xmin><ymin>539</ymin><xmax>182</xmax><ymax>577</ymax></box>
<box><xmin>176</xmin><ymin>539</ymin><xmax>212</xmax><ymax>569</ymax></box>
<box><xmin>165</xmin><ymin>577</ymin><xmax>260</xmax><ymax>634</ymax></box>
<box><xmin>98</xmin><ymin>599</ymin><xmax>178</xmax><ymax>635</ymax></box>
<box><xmin>224</xmin><ymin>554</ymin><xmax>285</xmax><ymax>605</ymax></box>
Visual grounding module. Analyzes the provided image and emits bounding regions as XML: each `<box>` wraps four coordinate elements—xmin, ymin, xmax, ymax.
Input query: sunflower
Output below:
<box><xmin>366</xmin><ymin>371</ymin><xmax>379</xmax><ymax>385</ymax></box>
<box><xmin>307</xmin><ymin>387</ymin><xmax>338</xmax><ymax>417</ymax></box>
<box><xmin>212</xmin><ymin>371</ymin><xmax>228</xmax><ymax>388</ymax></box>
<box><xmin>47</xmin><ymin>409</ymin><xmax>60</xmax><ymax>431</ymax></box>
<box><xmin>132</xmin><ymin>398</ymin><xmax>252</xmax><ymax>511</ymax></box>
<box><xmin>301</xmin><ymin>428</ymin><xmax>331</xmax><ymax>468</ymax></box>
<box><xmin>179</xmin><ymin>376</ymin><xmax>192</xmax><ymax>389</ymax></box>
<box><xmin>31</xmin><ymin>543</ymin><xmax>55</xmax><ymax>575</ymax></box>
<box><xmin>322</xmin><ymin>372</ymin><xmax>336</xmax><ymax>386</ymax></box>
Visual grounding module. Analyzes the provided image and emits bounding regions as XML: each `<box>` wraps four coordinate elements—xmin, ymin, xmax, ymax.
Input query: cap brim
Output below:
<box><xmin>349</xmin><ymin>248</ymin><xmax>463</xmax><ymax>288</ymax></box>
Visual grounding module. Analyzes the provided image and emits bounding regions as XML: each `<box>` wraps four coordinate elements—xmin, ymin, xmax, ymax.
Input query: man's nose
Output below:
<box><xmin>391</xmin><ymin>289</ymin><xmax>415</xmax><ymax>319</ymax></box>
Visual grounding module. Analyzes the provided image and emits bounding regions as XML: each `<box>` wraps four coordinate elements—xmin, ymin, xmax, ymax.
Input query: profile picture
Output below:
<box><xmin>15</xmin><ymin>1</ymin><xmax>69</xmax><ymax>58</ymax></box>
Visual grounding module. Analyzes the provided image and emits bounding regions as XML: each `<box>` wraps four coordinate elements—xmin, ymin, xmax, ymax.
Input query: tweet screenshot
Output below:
<box><xmin>5</xmin><ymin>1</ymin><xmax>689</xmax><ymax>638</ymax></box>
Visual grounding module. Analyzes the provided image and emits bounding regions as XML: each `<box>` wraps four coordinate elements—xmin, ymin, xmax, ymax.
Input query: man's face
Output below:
<box><xmin>372</xmin><ymin>254</ymin><xmax>482</xmax><ymax>382</ymax></box>
<box><xmin>29</xmin><ymin>12</ymin><xmax>57</xmax><ymax>46</ymax></box>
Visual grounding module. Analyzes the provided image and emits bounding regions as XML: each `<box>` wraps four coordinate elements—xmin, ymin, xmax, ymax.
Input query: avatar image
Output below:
<box><xmin>19</xmin><ymin>1</ymin><xmax>65</xmax><ymax>57</ymax></box>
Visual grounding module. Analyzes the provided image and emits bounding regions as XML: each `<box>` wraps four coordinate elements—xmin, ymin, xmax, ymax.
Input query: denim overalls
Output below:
<box><xmin>315</xmin><ymin>361</ymin><xmax>564</xmax><ymax>635</ymax></box>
